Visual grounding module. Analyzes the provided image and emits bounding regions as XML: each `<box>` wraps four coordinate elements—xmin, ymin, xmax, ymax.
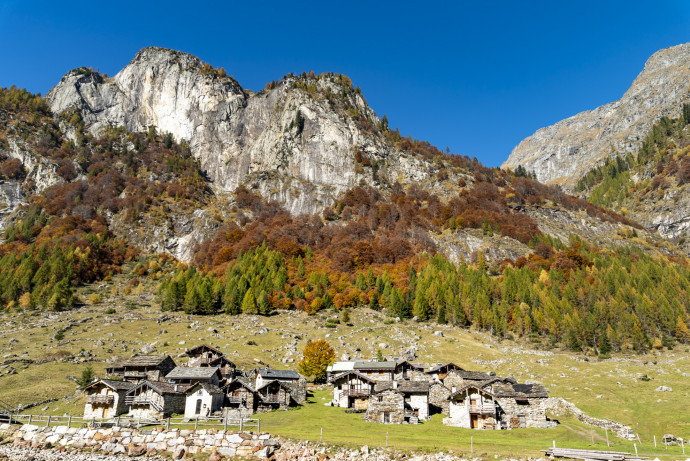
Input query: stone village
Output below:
<box><xmin>82</xmin><ymin>343</ymin><xmax>556</xmax><ymax>431</ymax></box>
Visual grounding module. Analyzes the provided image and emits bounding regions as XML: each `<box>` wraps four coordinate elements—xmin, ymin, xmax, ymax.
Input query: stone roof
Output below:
<box><xmin>326</xmin><ymin>362</ymin><xmax>355</xmax><ymax>373</ymax></box>
<box><xmin>395</xmin><ymin>360</ymin><xmax>425</xmax><ymax>370</ymax></box>
<box><xmin>256</xmin><ymin>367</ymin><xmax>301</xmax><ymax>380</ymax></box>
<box><xmin>451</xmin><ymin>370</ymin><xmax>494</xmax><ymax>380</ymax></box>
<box><xmin>84</xmin><ymin>379</ymin><xmax>135</xmax><ymax>392</ymax></box>
<box><xmin>184</xmin><ymin>344</ymin><xmax>224</xmax><ymax>356</ymax></box>
<box><xmin>354</xmin><ymin>361</ymin><xmax>397</xmax><ymax>371</ymax></box>
<box><xmin>493</xmin><ymin>383</ymin><xmax>549</xmax><ymax>399</ymax></box>
<box><xmin>373</xmin><ymin>381</ymin><xmax>429</xmax><ymax>394</ymax></box>
<box><xmin>186</xmin><ymin>382</ymin><xmax>223</xmax><ymax>395</ymax></box>
<box><xmin>165</xmin><ymin>366</ymin><xmax>221</xmax><ymax>380</ymax></box>
<box><xmin>426</xmin><ymin>362</ymin><xmax>464</xmax><ymax>374</ymax></box>
<box><xmin>223</xmin><ymin>377</ymin><xmax>256</xmax><ymax>393</ymax></box>
<box><xmin>127</xmin><ymin>380</ymin><xmax>190</xmax><ymax>396</ymax></box>
<box><xmin>209</xmin><ymin>356</ymin><xmax>236</xmax><ymax>368</ymax></box>
<box><xmin>328</xmin><ymin>370</ymin><xmax>376</xmax><ymax>384</ymax></box>
<box><xmin>109</xmin><ymin>354</ymin><xmax>174</xmax><ymax>368</ymax></box>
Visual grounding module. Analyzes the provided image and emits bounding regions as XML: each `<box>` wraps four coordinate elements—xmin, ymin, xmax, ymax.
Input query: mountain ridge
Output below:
<box><xmin>502</xmin><ymin>43</ymin><xmax>690</xmax><ymax>188</ymax></box>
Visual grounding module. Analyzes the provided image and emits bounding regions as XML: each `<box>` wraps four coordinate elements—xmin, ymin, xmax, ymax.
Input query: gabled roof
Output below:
<box><xmin>185</xmin><ymin>382</ymin><xmax>223</xmax><ymax>395</ymax></box>
<box><xmin>166</xmin><ymin>366</ymin><xmax>221</xmax><ymax>380</ymax></box>
<box><xmin>354</xmin><ymin>361</ymin><xmax>396</xmax><ymax>371</ymax></box>
<box><xmin>395</xmin><ymin>360</ymin><xmax>425</xmax><ymax>371</ymax></box>
<box><xmin>84</xmin><ymin>379</ymin><xmax>135</xmax><ymax>392</ymax></box>
<box><xmin>184</xmin><ymin>344</ymin><xmax>224</xmax><ymax>357</ymax></box>
<box><xmin>255</xmin><ymin>379</ymin><xmax>294</xmax><ymax>395</ymax></box>
<box><xmin>126</xmin><ymin>380</ymin><xmax>189</xmax><ymax>396</ymax></box>
<box><xmin>256</xmin><ymin>367</ymin><xmax>301</xmax><ymax>380</ymax></box>
<box><xmin>448</xmin><ymin>384</ymin><xmax>496</xmax><ymax>400</ymax></box>
<box><xmin>223</xmin><ymin>377</ymin><xmax>256</xmax><ymax>393</ymax></box>
<box><xmin>425</xmin><ymin>362</ymin><xmax>464</xmax><ymax>374</ymax></box>
<box><xmin>451</xmin><ymin>370</ymin><xmax>494</xmax><ymax>381</ymax></box>
<box><xmin>493</xmin><ymin>383</ymin><xmax>549</xmax><ymax>399</ymax></box>
<box><xmin>328</xmin><ymin>370</ymin><xmax>376</xmax><ymax>384</ymax></box>
<box><xmin>373</xmin><ymin>381</ymin><xmax>430</xmax><ymax>394</ymax></box>
<box><xmin>109</xmin><ymin>354</ymin><xmax>174</xmax><ymax>368</ymax></box>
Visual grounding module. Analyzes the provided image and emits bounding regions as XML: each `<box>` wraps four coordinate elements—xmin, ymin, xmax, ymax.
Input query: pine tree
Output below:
<box><xmin>676</xmin><ymin>316</ymin><xmax>689</xmax><ymax>344</ymax></box>
<box><xmin>241</xmin><ymin>289</ymin><xmax>257</xmax><ymax>314</ymax></box>
<box><xmin>257</xmin><ymin>291</ymin><xmax>271</xmax><ymax>315</ymax></box>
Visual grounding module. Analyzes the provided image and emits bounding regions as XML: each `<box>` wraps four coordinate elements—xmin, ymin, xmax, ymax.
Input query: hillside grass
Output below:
<box><xmin>0</xmin><ymin>265</ymin><xmax>688</xmax><ymax>458</ymax></box>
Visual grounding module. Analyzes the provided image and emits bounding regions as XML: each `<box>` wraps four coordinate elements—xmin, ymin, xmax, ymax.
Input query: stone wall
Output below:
<box><xmin>543</xmin><ymin>397</ymin><xmax>636</xmax><ymax>440</ymax></box>
<box><xmin>428</xmin><ymin>382</ymin><xmax>450</xmax><ymax>415</ymax></box>
<box><xmin>496</xmin><ymin>397</ymin><xmax>556</xmax><ymax>429</ymax></box>
<box><xmin>0</xmin><ymin>423</ymin><xmax>278</xmax><ymax>459</ymax></box>
<box><xmin>364</xmin><ymin>390</ymin><xmax>404</xmax><ymax>424</ymax></box>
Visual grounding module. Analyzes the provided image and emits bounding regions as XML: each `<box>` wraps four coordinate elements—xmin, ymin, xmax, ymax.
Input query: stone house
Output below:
<box><xmin>353</xmin><ymin>361</ymin><xmax>396</xmax><ymax>381</ymax></box>
<box><xmin>492</xmin><ymin>382</ymin><xmax>555</xmax><ymax>429</ymax></box>
<box><xmin>184</xmin><ymin>345</ymin><xmax>237</xmax><ymax>379</ymax></box>
<box><xmin>105</xmin><ymin>355</ymin><xmax>176</xmax><ymax>383</ymax></box>
<box><xmin>364</xmin><ymin>388</ymin><xmax>405</xmax><ymax>424</ymax></box>
<box><xmin>255</xmin><ymin>380</ymin><xmax>294</xmax><ymax>412</ymax></box>
<box><xmin>125</xmin><ymin>381</ymin><xmax>188</xmax><ymax>420</ymax></box>
<box><xmin>429</xmin><ymin>382</ymin><xmax>451</xmax><ymax>415</ymax></box>
<box><xmin>223</xmin><ymin>378</ymin><xmax>257</xmax><ymax>418</ymax></box>
<box><xmin>184</xmin><ymin>383</ymin><xmax>224</xmax><ymax>420</ymax></box>
<box><xmin>326</xmin><ymin>361</ymin><xmax>355</xmax><ymax>381</ymax></box>
<box><xmin>394</xmin><ymin>360</ymin><xmax>426</xmax><ymax>381</ymax></box>
<box><xmin>83</xmin><ymin>379</ymin><xmax>134</xmax><ymax>419</ymax></box>
<box><xmin>372</xmin><ymin>381</ymin><xmax>429</xmax><ymax>422</ymax></box>
<box><xmin>425</xmin><ymin>363</ymin><xmax>465</xmax><ymax>382</ymax></box>
<box><xmin>444</xmin><ymin>384</ymin><xmax>499</xmax><ymax>429</ymax></box>
<box><xmin>254</xmin><ymin>367</ymin><xmax>306</xmax><ymax>404</ymax></box>
<box><xmin>165</xmin><ymin>366</ymin><xmax>221</xmax><ymax>386</ymax></box>
<box><xmin>329</xmin><ymin>371</ymin><xmax>376</xmax><ymax>409</ymax></box>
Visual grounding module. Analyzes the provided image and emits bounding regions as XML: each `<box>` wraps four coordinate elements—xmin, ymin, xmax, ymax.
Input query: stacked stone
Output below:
<box><xmin>0</xmin><ymin>423</ymin><xmax>279</xmax><ymax>459</ymax></box>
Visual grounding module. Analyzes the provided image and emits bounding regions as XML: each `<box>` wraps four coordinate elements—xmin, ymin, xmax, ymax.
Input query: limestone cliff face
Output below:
<box><xmin>47</xmin><ymin>47</ymin><xmax>419</xmax><ymax>214</ymax></box>
<box><xmin>503</xmin><ymin>43</ymin><xmax>690</xmax><ymax>188</ymax></box>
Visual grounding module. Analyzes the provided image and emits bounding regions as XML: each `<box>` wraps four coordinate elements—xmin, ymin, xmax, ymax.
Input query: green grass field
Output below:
<box><xmin>0</xmin><ymin>264</ymin><xmax>688</xmax><ymax>459</ymax></box>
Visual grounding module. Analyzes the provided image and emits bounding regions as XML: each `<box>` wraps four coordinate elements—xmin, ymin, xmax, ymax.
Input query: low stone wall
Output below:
<box><xmin>0</xmin><ymin>423</ymin><xmax>279</xmax><ymax>459</ymax></box>
<box><xmin>543</xmin><ymin>398</ymin><xmax>635</xmax><ymax>440</ymax></box>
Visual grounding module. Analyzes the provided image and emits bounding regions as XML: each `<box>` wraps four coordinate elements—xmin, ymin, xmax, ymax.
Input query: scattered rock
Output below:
<box><xmin>655</xmin><ymin>386</ymin><xmax>673</xmax><ymax>392</ymax></box>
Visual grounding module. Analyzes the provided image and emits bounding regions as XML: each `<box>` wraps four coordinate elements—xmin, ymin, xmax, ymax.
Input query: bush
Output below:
<box><xmin>88</xmin><ymin>294</ymin><xmax>102</xmax><ymax>304</ymax></box>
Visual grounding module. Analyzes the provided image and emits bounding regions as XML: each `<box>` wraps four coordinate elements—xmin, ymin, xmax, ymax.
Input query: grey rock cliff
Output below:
<box><xmin>46</xmin><ymin>47</ymin><xmax>423</xmax><ymax>215</ymax></box>
<box><xmin>503</xmin><ymin>43</ymin><xmax>690</xmax><ymax>188</ymax></box>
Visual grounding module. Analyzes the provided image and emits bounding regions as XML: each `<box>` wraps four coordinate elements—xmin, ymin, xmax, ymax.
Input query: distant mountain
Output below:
<box><xmin>503</xmin><ymin>43</ymin><xmax>690</xmax><ymax>189</ymax></box>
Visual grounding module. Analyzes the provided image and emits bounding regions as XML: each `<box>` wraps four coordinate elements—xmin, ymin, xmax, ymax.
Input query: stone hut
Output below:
<box><xmin>223</xmin><ymin>378</ymin><xmax>257</xmax><ymax>418</ymax></box>
<box><xmin>398</xmin><ymin>381</ymin><xmax>430</xmax><ymax>421</ymax></box>
<box><xmin>426</xmin><ymin>363</ymin><xmax>464</xmax><ymax>380</ymax></box>
<box><xmin>184</xmin><ymin>344</ymin><xmax>225</xmax><ymax>367</ymax></box>
<box><xmin>165</xmin><ymin>366</ymin><xmax>221</xmax><ymax>386</ymax></box>
<box><xmin>364</xmin><ymin>388</ymin><xmax>405</xmax><ymax>424</ymax></box>
<box><xmin>492</xmin><ymin>382</ymin><xmax>555</xmax><ymax>429</ymax></box>
<box><xmin>105</xmin><ymin>355</ymin><xmax>176</xmax><ymax>383</ymax></box>
<box><xmin>394</xmin><ymin>360</ymin><xmax>426</xmax><ymax>381</ymax></box>
<box><xmin>444</xmin><ymin>384</ymin><xmax>499</xmax><ymax>429</ymax></box>
<box><xmin>125</xmin><ymin>381</ymin><xmax>188</xmax><ymax>420</ymax></box>
<box><xmin>184</xmin><ymin>382</ymin><xmax>224</xmax><ymax>420</ymax></box>
<box><xmin>83</xmin><ymin>379</ymin><xmax>134</xmax><ymax>419</ymax></box>
<box><xmin>329</xmin><ymin>371</ymin><xmax>376</xmax><ymax>409</ymax></box>
<box><xmin>255</xmin><ymin>380</ymin><xmax>294</xmax><ymax>412</ymax></box>
<box><xmin>429</xmin><ymin>382</ymin><xmax>451</xmax><ymax>415</ymax></box>
<box><xmin>254</xmin><ymin>368</ymin><xmax>306</xmax><ymax>404</ymax></box>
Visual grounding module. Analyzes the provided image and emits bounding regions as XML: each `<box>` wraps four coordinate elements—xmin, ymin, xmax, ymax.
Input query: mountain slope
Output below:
<box><xmin>503</xmin><ymin>43</ymin><xmax>690</xmax><ymax>188</ymax></box>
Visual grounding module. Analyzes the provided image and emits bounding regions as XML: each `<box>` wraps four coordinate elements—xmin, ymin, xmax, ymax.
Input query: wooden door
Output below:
<box><xmin>383</xmin><ymin>412</ymin><xmax>390</xmax><ymax>424</ymax></box>
<box><xmin>470</xmin><ymin>414</ymin><xmax>479</xmax><ymax>428</ymax></box>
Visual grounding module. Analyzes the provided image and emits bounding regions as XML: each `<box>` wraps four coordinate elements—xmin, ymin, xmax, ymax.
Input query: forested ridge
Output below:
<box><xmin>1</xmin><ymin>85</ymin><xmax>689</xmax><ymax>354</ymax></box>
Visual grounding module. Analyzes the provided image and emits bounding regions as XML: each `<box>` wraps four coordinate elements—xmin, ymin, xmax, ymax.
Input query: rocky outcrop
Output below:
<box><xmin>46</xmin><ymin>47</ymin><xmax>425</xmax><ymax>215</ymax></box>
<box><xmin>503</xmin><ymin>43</ymin><xmax>690</xmax><ymax>188</ymax></box>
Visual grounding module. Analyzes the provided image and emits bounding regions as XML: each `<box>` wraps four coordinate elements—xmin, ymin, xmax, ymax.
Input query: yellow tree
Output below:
<box><xmin>298</xmin><ymin>339</ymin><xmax>335</xmax><ymax>383</ymax></box>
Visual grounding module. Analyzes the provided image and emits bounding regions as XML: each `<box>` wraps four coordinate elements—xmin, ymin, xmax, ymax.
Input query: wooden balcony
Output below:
<box><xmin>86</xmin><ymin>395</ymin><xmax>114</xmax><ymax>405</ymax></box>
<box><xmin>125</xmin><ymin>397</ymin><xmax>163</xmax><ymax>412</ymax></box>
<box><xmin>468</xmin><ymin>404</ymin><xmax>496</xmax><ymax>415</ymax></box>
<box><xmin>342</xmin><ymin>389</ymin><xmax>371</xmax><ymax>397</ymax></box>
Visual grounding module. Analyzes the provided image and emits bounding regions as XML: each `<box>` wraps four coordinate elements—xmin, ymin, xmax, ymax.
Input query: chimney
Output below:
<box><xmin>393</xmin><ymin>381</ymin><xmax>398</xmax><ymax>389</ymax></box>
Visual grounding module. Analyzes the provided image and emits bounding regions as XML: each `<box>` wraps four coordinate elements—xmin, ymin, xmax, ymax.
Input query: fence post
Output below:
<box><xmin>257</xmin><ymin>419</ymin><xmax>260</xmax><ymax>434</ymax></box>
<box><xmin>386</xmin><ymin>432</ymin><xmax>388</xmax><ymax>447</ymax></box>
<box><xmin>166</xmin><ymin>418</ymin><xmax>170</xmax><ymax>431</ymax></box>
<box><xmin>240</xmin><ymin>417</ymin><xmax>243</xmax><ymax>432</ymax></box>
<box><xmin>223</xmin><ymin>415</ymin><xmax>227</xmax><ymax>432</ymax></box>
<box><xmin>320</xmin><ymin>427</ymin><xmax>323</xmax><ymax>442</ymax></box>
<box><xmin>634</xmin><ymin>443</ymin><xmax>638</xmax><ymax>457</ymax></box>
<box><xmin>46</xmin><ymin>415</ymin><xmax>51</xmax><ymax>427</ymax></box>
<box><xmin>138</xmin><ymin>416</ymin><xmax>141</xmax><ymax>429</ymax></box>
<box><xmin>92</xmin><ymin>417</ymin><xmax>95</xmax><ymax>427</ymax></box>
<box><xmin>68</xmin><ymin>415</ymin><xmax>72</xmax><ymax>428</ymax></box>
<box><xmin>28</xmin><ymin>415</ymin><xmax>32</xmax><ymax>425</ymax></box>
<box><xmin>195</xmin><ymin>417</ymin><xmax>198</xmax><ymax>431</ymax></box>
<box><xmin>682</xmin><ymin>438</ymin><xmax>685</xmax><ymax>455</ymax></box>
<box><xmin>605</xmin><ymin>427</ymin><xmax>609</xmax><ymax>447</ymax></box>
<box><xmin>654</xmin><ymin>435</ymin><xmax>656</xmax><ymax>448</ymax></box>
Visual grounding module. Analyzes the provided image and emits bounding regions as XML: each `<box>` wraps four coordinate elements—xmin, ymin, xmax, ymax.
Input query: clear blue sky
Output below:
<box><xmin>1</xmin><ymin>1</ymin><xmax>689</xmax><ymax>167</ymax></box>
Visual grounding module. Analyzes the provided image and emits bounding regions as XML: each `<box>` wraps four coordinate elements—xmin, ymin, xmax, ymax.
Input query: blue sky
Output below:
<box><xmin>1</xmin><ymin>1</ymin><xmax>689</xmax><ymax>167</ymax></box>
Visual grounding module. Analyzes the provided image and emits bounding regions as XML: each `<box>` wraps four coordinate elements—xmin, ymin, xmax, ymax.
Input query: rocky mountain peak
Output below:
<box><xmin>502</xmin><ymin>43</ymin><xmax>690</xmax><ymax>189</ymax></box>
